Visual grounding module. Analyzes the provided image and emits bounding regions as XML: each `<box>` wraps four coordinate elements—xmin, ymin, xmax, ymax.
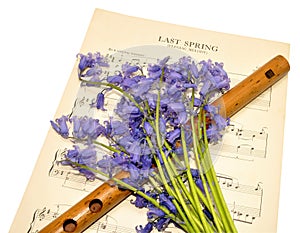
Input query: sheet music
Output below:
<box><xmin>9</xmin><ymin>8</ymin><xmax>289</xmax><ymax>233</ymax></box>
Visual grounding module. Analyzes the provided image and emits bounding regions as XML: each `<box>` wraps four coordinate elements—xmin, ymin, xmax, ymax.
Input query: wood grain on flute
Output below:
<box><xmin>39</xmin><ymin>55</ymin><xmax>289</xmax><ymax>233</ymax></box>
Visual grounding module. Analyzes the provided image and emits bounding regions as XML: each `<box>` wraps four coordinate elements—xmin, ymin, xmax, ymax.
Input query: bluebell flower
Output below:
<box><xmin>204</xmin><ymin>104</ymin><xmax>218</xmax><ymax>115</ymax></box>
<box><xmin>190</xmin><ymin>60</ymin><xmax>200</xmax><ymax>78</ymax></box>
<box><xmin>122</xmin><ymin>63</ymin><xmax>140</xmax><ymax>77</ymax></box>
<box><xmin>77</xmin><ymin>52</ymin><xmax>109</xmax><ymax>77</ymax></box>
<box><xmin>140</xmin><ymin>154</ymin><xmax>153</xmax><ymax>169</ymax></box>
<box><xmin>159</xmin><ymin>193</ymin><xmax>177</xmax><ymax>214</ymax></box>
<box><xmin>155</xmin><ymin>217</ymin><xmax>170</xmax><ymax>232</ymax></box>
<box><xmin>96</xmin><ymin>92</ymin><xmax>106</xmax><ymax>110</ymax></box>
<box><xmin>115</xmin><ymin>97</ymin><xmax>142</xmax><ymax>120</ymax></box>
<box><xmin>117</xmin><ymin>135</ymin><xmax>135</xmax><ymax>149</ymax></box>
<box><xmin>128</xmin><ymin>141</ymin><xmax>142</xmax><ymax>162</ymax></box>
<box><xmin>110</xmin><ymin>120</ymin><xmax>128</xmax><ymax>136</ymax></box>
<box><xmin>131</xmin><ymin>188</ymin><xmax>149</xmax><ymax>208</ymax></box>
<box><xmin>78</xmin><ymin>54</ymin><xmax>88</xmax><ymax>71</ymax></box>
<box><xmin>203</xmin><ymin>208</ymin><xmax>214</xmax><ymax>221</ymax></box>
<box><xmin>147</xmin><ymin>64</ymin><xmax>163</xmax><ymax>79</ymax></box>
<box><xmin>77</xmin><ymin>146</ymin><xmax>97</xmax><ymax>166</ymax></box>
<box><xmin>167</xmin><ymin>83</ymin><xmax>181</xmax><ymax>96</ymax></box>
<box><xmin>168</xmin><ymin>102</ymin><xmax>185</xmax><ymax>114</ymax></box>
<box><xmin>158</xmin><ymin>56</ymin><xmax>170</xmax><ymax>66</ymax></box>
<box><xmin>199</xmin><ymin>79</ymin><xmax>212</xmax><ymax>96</ymax></box>
<box><xmin>97</xmin><ymin>155</ymin><xmax>115</xmax><ymax>177</ymax></box>
<box><xmin>198</xmin><ymin>60</ymin><xmax>230</xmax><ymax>96</ymax></box>
<box><xmin>206</xmin><ymin>124</ymin><xmax>221</xmax><ymax>143</ymax></box>
<box><xmin>121</xmin><ymin>77</ymin><xmax>138</xmax><ymax>90</ymax></box>
<box><xmin>143</xmin><ymin>121</ymin><xmax>154</xmax><ymax>136</ymax></box>
<box><xmin>167</xmin><ymin>71</ymin><xmax>183</xmax><ymax>83</ymax></box>
<box><xmin>147</xmin><ymin>206</ymin><xmax>166</xmax><ymax>219</ymax></box>
<box><xmin>50</xmin><ymin>115</ymin><xmax>69</xmax><ymax>138</ymax></box>
<box><xmin>195</xmin><ymin>177</ymin><xmax>205</xmax><ymax>194</ymax></box>
<box><xmin>70</xmin><ymin>116</ymin><xmax>106</xmax><ymax>141</ymax></box>
<box><xmin>214</xmin><ymin>113</ymin><xmax>228</xmax><ymax>130</ymax></box>
<box><xmin>166</xmin><ymin>128</ymin><xmax>180</xmax><ymax>144</ymax></box>
<box><xmin>107</xmin><ymin>74</ymin><xmax>123</xmax><ymax>85</ymax></box>
<box><xmin>65</xmin><ymin>145</ymin><xmax>97</xmax><ymax>180</ymax></box>
<box><xmin>78</xmin><ymin>168</ymin><xmax>96</xmax><ymax>180</ymax></box>
<box><xmin>193</xmin><ymin>97</ymin><xmax>202</xmax><ymax>107</ymax></box>
<box><xmin>135</xmin><ymin>222</ymin><xmax>153</xmax><ymax>233</ymax></box>
<box><xmin>130</xmin><ymin>78</ymin><xmax>155</xmax><ymax>96</ymax></box>
<box><xmin>159</xmin><ymin>117</ymin><xmax>166</xmax><ymax>136</ymax></box>
<box><xmin>65</xmin><ymin>145</ymin><xmax>80</xmax><ymax>163</ymax></box>
<box><xmin>111</xmin><ymin>152</ymin><xmax>129</xmax><ymax>167</ymax></box>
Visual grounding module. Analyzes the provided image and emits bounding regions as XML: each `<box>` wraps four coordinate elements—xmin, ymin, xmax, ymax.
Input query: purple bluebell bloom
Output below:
<box><xmin>206</xmin><ymin>124</ymin><xmax>221</xmax><ymax>143</ymax></box>
<box><xmin>121</xmin><ymin>77</ymin><xmax>138</xmax><ymax>89</ymax></box>
<box><xmin>143</xmin><ymin>121</ymin><xmax>154</xmax><ymax>136</ymax></box>
<box><xmin>70</xmin><ymin>116</ymin><xmax>106</xmax><ymax>141</ymax></box>
<box><xmin>77</xmin><ymin>146</ymin><xmax>97</xmax><ymax>166</ymax></box>
<box><xmin>168</xmin><ymin>102</ymin><xmax>185</xmax><ymax>113</ymax></box>
<box><xmin>96</xmin><ymin>92</ymin><xmax>106</xmax><ymax>110</ymax></box>
<box><xmin>77</xmin><ymin>52</ymin><xmax>109</xmax><ymax>77</ymax></box>
<box><xmin>159</xmin><ymin>193</ymin><xmax>177</xmax><ymax>214</ymax></box>
<box><xmin>128</xmin><ymin>141</ymin><xmax>142</xmax><ymax>163</ymax></box>
<box><xmin>65</xmin><ymin>145</ymin><xmax>80</xmax><ymax>163</ymax></box>
<box><xmin>198</xmin><ymin>60</ymin><xmax>230</xmax><ymax>96</ymax></box>
<box><xmin>130</xmin><ymin>78</ymin><xmax>154</xmax><ymax>96</ymax></box>
<box><xmin>107</xmin><ymin>74</ymin><xmax>123</xmax><ymax>85</ymax></box>
<box><xmin>131</xmin><ymin>190</ymin><xmax>148</xmax><ymax>208</ymax></box>
<box><xmin>214</xmin><ymin>113</ymin><xmax>228</xmax><ymax>130</ymax></box>
<box><xmin>78</xmin><ymin>168</ymin><xmax>96</xmax><ymax>180</ymax></box>
<box><xmin>147</xmin><ymin>206</ymin><xmax>166</xmax><ymax>219</ymax></box>
<box><xmin>135</xmin><ymin>222</ymin><xmax>153</xmax><ymax>233</ymax></box>
<box><xmin>193</xmin><ymin>97</ymin><xmax>202</xmax><ymax>107</ymax></box>
<box><xmin>166</xmin><ymin>128</ymin><xmax>180</xmax><ymax>144</ymax></box>
<box><xmin>110</xmin><ymin>120</ymin><xmax>128</xmax><ymax>136</ymax></box>
<box><xmin>147</xmin><ymin>64</ymin><xmax>163</xmax><ymax>79</ymax></box>
<box><xmin>203</xmin><ymin>208</ymin><xmax>214</xmax><ymax>221</ymax></box>
<box><xmin>50</xmin><ymin>115</ymin><xmax>69</xmax><ymax>138</ymax></box>
<box><xmin>195</xmin><ymin>178</ymin><xmax>205</xmax><ymax>194</ymax></box>
<box><xmin>122</xmin><ymin>63</ymin><xmax>140</xmax><ymax>77</ymax></box>
<box><xmin>190</xmin><ymin>61</ymin><xmax>199</xmax><ymax>78</ymax></box>
<box><xmin>155</xmin><ymin>217</ymin><xmax>170</xmax><ymax>232</ymax></box>
<box><xmin>65</xmin><ymin>145</ymin><xmax>97</xmax><ymax>180</ymax></box>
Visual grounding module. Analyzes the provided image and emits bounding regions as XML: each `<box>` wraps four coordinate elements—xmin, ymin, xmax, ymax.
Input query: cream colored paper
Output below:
<box><xmin>10</xmin><ymin>8</ymin><xmax>289</xmax><ymax>233</ymax></box>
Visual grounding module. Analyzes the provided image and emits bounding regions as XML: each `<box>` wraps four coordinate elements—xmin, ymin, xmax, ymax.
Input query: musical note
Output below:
<box><xmin>216</xmin><ymin>174</ymin><xmax>263</xmax><ymax>224</ymax></box>
<box><xmin>210</xmin><ymin>122</ymin><xmax>268</xmax><ymax>161</ymax></box>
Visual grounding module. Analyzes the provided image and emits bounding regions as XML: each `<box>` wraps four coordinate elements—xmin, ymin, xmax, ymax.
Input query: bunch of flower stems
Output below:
<box><xmin>51</xmin><ymin>52</ymin><xmax>237</xmax><ymax>233</ymax></box>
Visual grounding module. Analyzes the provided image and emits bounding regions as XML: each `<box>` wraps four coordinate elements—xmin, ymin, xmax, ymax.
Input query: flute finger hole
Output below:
<box><xmin>63</xmin><ymin>218</ymin><xmax>77</xmax><ymax>232</ymax></box>
<box><xmin>89</xmin><ymin>198</ymin><xmax>103</xmax><ymax>213</ymax></box>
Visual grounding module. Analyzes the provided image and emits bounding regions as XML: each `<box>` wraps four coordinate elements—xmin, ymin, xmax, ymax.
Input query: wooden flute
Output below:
<box><xmin>39</xmin><ymin>55</ymin><xmax>290</xmax><ymax>233</ymax></box>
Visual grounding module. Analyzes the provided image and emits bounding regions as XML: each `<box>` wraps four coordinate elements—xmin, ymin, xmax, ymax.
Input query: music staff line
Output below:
<box><xmin>210</xmin><ymin>121</ymin><xmax>268</xmax><ymax>161</ymax></box>
<box><xmin>27</xmin><ymin>205</ymin><xmax>137</xmax><ymax>233</ymax></box>
<box><xmin>216</xmin><ymin>173</ymin><xmax>263</xmax><ymax>224</ymax></box>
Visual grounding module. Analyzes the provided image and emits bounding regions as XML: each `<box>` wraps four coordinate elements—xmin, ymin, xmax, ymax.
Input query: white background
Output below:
<box><xmin>1</xmin><ymin>1</ymin><xmax>299</xmax><ymax>232</ymax></box>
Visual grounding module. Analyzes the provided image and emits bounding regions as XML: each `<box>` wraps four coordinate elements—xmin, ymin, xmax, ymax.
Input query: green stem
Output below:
<box><xmin>154</xmin><ymin>73</ymin><xmax>201</xmax><ymax>232</ymax></box>
<box><xmin>146</xmin><ymin>132</ymin><xmax>197</xmax><ymax>233</ymax></box>
<box><xmin>180</xmin><ymin>127</ymin><xmax>214</xmax><ymax>233</ymax></box>
<box><xmin>191</xmin><ymin>115</ymin><xmax>224</xmax><ymax>233</ymax></box>
<box><xmin>201</xmin><ymin>110</ymin><xmax>238</xmax><ymax>233</ymax></box>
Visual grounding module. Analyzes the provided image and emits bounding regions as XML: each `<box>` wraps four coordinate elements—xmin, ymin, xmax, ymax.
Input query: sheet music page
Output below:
<box><xmin>9</xmin><ymin>8</ymin><xmax>289</xmax><ymax>233</ymax></box>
